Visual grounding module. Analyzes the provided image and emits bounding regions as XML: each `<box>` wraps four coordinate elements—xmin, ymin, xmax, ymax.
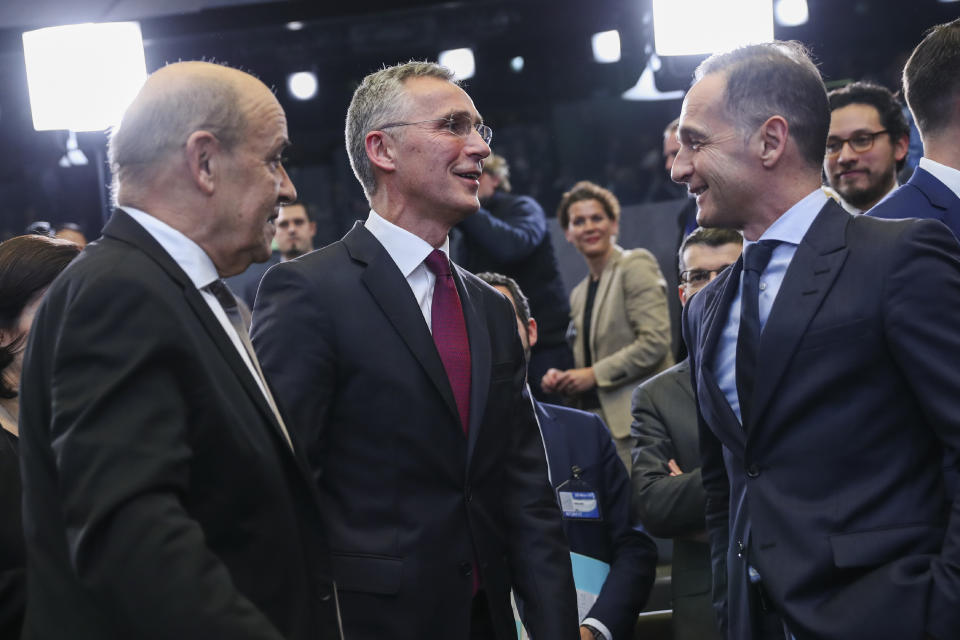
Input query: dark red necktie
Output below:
<box><xmin>424</xmin><ymin>249</ymin><xmax>471</xmax><ymax>435</ymax></box>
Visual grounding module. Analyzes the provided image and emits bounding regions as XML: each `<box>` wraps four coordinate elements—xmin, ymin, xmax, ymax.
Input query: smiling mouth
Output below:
<box><xmin>455</xmin><ymin>171</ymin><xmax>480</xmax><ymax>181</ymax></box>
<box><xmin>690</xmin><ymin>185</ymin><xmax>708</xmax><ymax>199</ymax></box>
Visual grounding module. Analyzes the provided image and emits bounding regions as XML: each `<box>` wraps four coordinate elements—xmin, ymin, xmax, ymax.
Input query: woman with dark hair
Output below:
<box><xmin>0</xmin><ymin>234</ymin><xmax>79</xmax><ymax>639</ymax></box>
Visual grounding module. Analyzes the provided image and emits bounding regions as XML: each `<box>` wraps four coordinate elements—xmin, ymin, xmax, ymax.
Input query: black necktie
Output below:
<box><xmin>736</xmin><ymin>241</ymin><xmax>777</xmax><ymax>428</ymax></box>
<box><xmin>206</xmin><ymin>279</ymin><xmax>293</xmax><ymax>449</ymax></box>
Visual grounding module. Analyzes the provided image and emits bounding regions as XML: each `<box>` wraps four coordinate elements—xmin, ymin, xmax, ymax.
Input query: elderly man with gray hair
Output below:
<box><xmin>252</xmin><ymin>61</ymin><xmax>578</xmax><ymax>640</ymax></box>
<box><xmin>18</xmin><ymin>61</ymin><xmax>342</xmax><ymax>640</ymax></box>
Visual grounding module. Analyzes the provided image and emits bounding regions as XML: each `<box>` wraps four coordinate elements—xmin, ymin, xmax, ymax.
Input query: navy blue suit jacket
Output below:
<box><xmin>537</xmin><ymin>402</ymin><xmax>657</xmax><ymax>640</ymax></box>
<box><xmin>683</xmin><ymin>199</ymin><xmax>960</xmax><ymax>639</ymax></box>
<box><xmin>871</xmin><ymin>166</ymin><xmax>960</xmax><ymax>239</ymax></box>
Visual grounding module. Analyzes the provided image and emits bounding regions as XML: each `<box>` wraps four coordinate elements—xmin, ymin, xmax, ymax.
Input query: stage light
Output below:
<box><xmin>622</xmin><ymin>60</ymin><xmax>685</xmax><ymax>101</ymax></box>
<box><xmin>774</xmin><ymin>0</ymin><xmax>809</xmax><ymax>26</ymax></box>
<box><xmin>287</xmin><ymin>71</ymin><xmax>318</xmax><ymax>100</ymax></box>
<box><xmin>591</xmin><ymin>30</ymin><xmax>621</xmax><ymax>64</ymax></box>
<box><xmin>439</xmin><ymin>48</ymin><xmax>475</xmax><ymax>80</ymax></box>
<box><xmin>286</xmin><ymin>21</ymin><xmax>305</xmax><ymax>31</ymax></box>
<box><xmin>23</xmin><ymin>22</ymin><xmax>147</xmax><ymax>131</ymax></box>
<box><xmin>510</xmin><ymin>56</ymin><xmax>524</xmax><ymax>73</ymax></box>
<box><xmin>652</xmin><ymin>0</ymin><xmax>773</xmax><ymax>56</ymax></box>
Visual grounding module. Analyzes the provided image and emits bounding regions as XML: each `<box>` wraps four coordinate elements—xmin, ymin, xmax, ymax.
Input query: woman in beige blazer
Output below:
<box><xmin>542</xmin><ymin>181</ymin><xmax>673</xmax><ymax>471</ymax></box>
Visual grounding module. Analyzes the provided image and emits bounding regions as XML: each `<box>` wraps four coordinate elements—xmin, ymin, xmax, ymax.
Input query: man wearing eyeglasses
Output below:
<box><xmin>251</xmin><ymin>61</ymin><xmax>579</xmax><ymax>640</ymax></box>
<box><xmin>631</xmin><ymin>227</ymin><xmax>741</xmax><ymax>640</ymax></box>
<box><xmin>871</xmin><ymin>18</ymin><xmax>960</xmax><ymax>240</ymax></box>
<box><xmin>823</xmin><ymin>82</ymin><xmax>910</xmax><ymax>214</ymax></box>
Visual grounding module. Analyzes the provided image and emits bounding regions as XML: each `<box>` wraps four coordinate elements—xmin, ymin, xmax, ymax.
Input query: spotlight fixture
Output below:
<box><xmin>287</xmin><ymin>71</ymin><xmax>318</xmax><ymax>101</ymax></box>
<box><xmin>438</xmin><ymin>48</ymin><xmax>475</xmax><ymax>80</ymax></box>
<box><xmin>591</xmin><ymin>30</ymin><xmax>622</xmax><ymax>63</ymax></box>
<box><xmin>652</xmin><ymin>0</ymin><xmax>773</xmax><ymax>56</ymax></box>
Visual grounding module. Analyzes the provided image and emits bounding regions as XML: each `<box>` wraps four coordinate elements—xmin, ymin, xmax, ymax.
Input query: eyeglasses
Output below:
<box><xmin>680</xmin><ymin>265</ymin><xmax>733</xmax><ymax>286</ymax></box>
<box><xmin>824</xmin><ymin>130</ymin><xmax>889</xmax><ymax>156</ymax></box>
<box><xmin>377</xmin><ymin>113</ymin><xmax>493</xmax><ymax>145</ymax></box>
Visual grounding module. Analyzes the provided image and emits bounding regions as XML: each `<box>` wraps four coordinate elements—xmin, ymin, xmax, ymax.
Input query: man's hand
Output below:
<box><xmin>667</xmin><ymin>458</ymin><xmax>684</xmax><ymax>476</ymax></box>
<box><xmin>580</xmin><ymin>625</ymin><xmax>602</xmax><ymax>640</ymax></box>
<box><xmin>555</xmin><ymin>367</ymin><xmax>597</xmax><ymax>394</ymax></box>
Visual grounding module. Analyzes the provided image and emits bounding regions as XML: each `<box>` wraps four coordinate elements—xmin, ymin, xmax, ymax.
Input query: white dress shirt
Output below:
<box><xmin>122</xmin><ymin>207</ymin><xmax>272</xmax><ymax>403</ymax></box>
<box><xmin>364</xmin><ymin>209</ymin><xmax>451</xmax><ymax>333</ymax></box>
<box><xmin>919</xmin><ymin>157</ymin><xmax>960</xmax><ymax>201</ymax></box>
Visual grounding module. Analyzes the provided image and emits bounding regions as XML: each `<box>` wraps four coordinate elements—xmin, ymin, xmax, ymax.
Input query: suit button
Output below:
<box><xmin>459</xmin><ymin>561</ymin><xmax>473</xmax><ymax>577</ymax></box>
<box><xmin>746</xmin><ymin>464</ymin><xmax>760</xmax><ymax>478</ymax></box>
<box><xmin>318</xmin><ymin>589</ymin><xmax>331</xmax><ymax>602</ymax></box>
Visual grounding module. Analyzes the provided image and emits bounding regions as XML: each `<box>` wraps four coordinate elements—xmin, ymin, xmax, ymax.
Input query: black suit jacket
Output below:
<box><xmin>630</xmin><ymin>360</ymin><xmax>720</xmax><ymax>640</ymax></box>
<box><xmin>871</xmin><ymin>165</ymin><xmax>960</xmax><ymax>240</ymax></box>
<box><xmin>251</xmin><ymin>221</ymin><xmax>579</xmax><ymax>640</ymax></box>
<box><xmin>684</xmin><ymin>200</ymin><xmax>960</xmax><ymax>639</ymax></box>
<box><xmin>537</xmin><ymin>402</ymin><xmax>657</xmax><ymax>640</ymax></box>
<box><xmin>18</xmin><ymin>210</ymin><xmax>340</xmax><ymax>640</ymax></box>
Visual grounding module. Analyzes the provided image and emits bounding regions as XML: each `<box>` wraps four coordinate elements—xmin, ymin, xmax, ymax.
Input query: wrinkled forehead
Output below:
<box><xmin>679</xmin><ymin>72</ymin><xmax>732</xmax><ymax>136</ymax></box>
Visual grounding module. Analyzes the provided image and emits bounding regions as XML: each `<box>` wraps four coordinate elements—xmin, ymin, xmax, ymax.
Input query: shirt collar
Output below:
<box><xmin>749</xmin><ymin>188</ymin><xmax>829</xmax><ymax>248</ymax></box>
<box><xmin>121</xmin><ymin>206</ymin><xmax>221</xmax><ymax>290</ymax></box>
<box><xmin>364</xmin><ymin>209</ymin><xmax>450</xmax><ymax>277</ymax></box>
<box><xmin>919</xmin><ymin>157</ymin><xmax>960</xmax><ymax>201</ymax></box>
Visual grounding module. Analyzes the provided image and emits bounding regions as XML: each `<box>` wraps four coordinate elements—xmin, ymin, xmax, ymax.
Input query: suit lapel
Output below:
<box><xmin>101</xmin><ymin>210</ymin><xmax>303</xmax><ymax>461</ymax></box>
<box><xmin>910</xmin><ymin>167</ymin><xmax>960</xmax><ymax>212</ymax></box>
<box><xmin>695</xmin><ymin>261</ymin><xmax>747</xmax><ymax>452</ymax></box>
<box><xmin>751</xmin><ymin>202</ymin><xmax>849</xmax><ymax>425</ymax></box>
<box><xmin>347</xmin><ymin>224</ymin><xmax>463</xmax><ymax>431</ymax></box>
<box><xmin>456</xmin><ymin>267</ymin><xmax>491</xmax><ymax>462</ymax></box>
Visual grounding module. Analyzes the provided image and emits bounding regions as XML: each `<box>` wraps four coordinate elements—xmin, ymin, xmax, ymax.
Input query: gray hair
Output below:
<box><xmin>108</xmin><ymin>65</ymin><xmax>247</xmax><ymax>198</ymax></box>
<box><xmin>345</xmin><ymin>61</ymin><xmax>456</xmax><ymax>199</ymax></box>
<box><xmin>694</xmin><ymin>41</ymin><xmax>830</xmax><ymax>171</ymax></box>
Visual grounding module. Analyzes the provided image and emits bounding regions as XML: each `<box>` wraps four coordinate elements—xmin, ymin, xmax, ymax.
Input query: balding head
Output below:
<box><xmin>108</xmin><ymin>61</ymin><xmax>268</xmax><ymax>197</ymax></box>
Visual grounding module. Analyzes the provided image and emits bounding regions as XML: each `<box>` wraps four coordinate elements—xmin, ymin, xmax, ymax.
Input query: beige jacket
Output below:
<box><xmin>569</xmin><ymin>245</ymin><xmax>673</xmax><ymax>438</ymax></box>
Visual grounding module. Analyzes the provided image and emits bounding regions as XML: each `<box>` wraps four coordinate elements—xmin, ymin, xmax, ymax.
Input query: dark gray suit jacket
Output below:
<box><xmin>252</xmin><ymin>221</ymin><xmax>579</xmax><ymax>640</ymax></box>
<box><xmin>630</xmin><ymin>359</ymin><xmax>720</xmax><ymax>640</ymax></box>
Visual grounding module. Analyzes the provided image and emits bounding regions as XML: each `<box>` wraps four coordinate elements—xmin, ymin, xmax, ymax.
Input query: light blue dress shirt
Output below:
<box><xmin>712</xmin><ymin>188</ymin><xmax>829</xmax><ymax>424</ymax></box>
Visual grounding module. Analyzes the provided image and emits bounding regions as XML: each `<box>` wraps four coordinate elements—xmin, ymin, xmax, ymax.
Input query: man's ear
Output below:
<box><xmin>185</xmin><ymin>130</ymin><xmax>221</xmax><ymax>196</ymax></box>
<box><xmin>527</xmin><ymin>317</ymin><xmax>538</xmax><ymax>349</ymax></box>
<box><xmin>893</xmin><ymin>134</ymin><xmax>910</xmax><ymax>163</ymax></box>
<box><xmin>757</xmin><ymin>115</ymin><xmax>789</xmax><ymax>168</ymax></box>
<box><xmin>366</xmin><ymin>130</ymin><xmax>397</xmax><ymax>173</ymax></box>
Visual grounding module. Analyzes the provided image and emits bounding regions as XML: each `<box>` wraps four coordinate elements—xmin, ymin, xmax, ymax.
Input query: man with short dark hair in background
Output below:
<box><xmin>252</xmin><ymin>60</ymin><xmax>578</xmax><ymax>640</ymax></box>
<box><xmin>871</xmin><ymin>18</ymin><xmax>960</xmax><ymax>238</ymax></box>
<box><xmin>453</xmin><ymin>153</ymin><xmax>572</xmax><ymax>402</ymax></box>
<box><xmin>823</xmin><ymin>81</ymin><xmax>909</xmax><ymax>213</ymax></box>
<box><xmin>275</xmin><ymin>202</ymin><xmax>316</xmax><ymax>261</ymax></box>
<box><xmin>674</xmin><ymin>41</ymin><xmax>960</xmax><ymax>639</ymax></box>
<box><xmin>477</xmin><ymin>271</ymin><xmax>657</xmax><ymax>640</ymax></box>
<box><xmin>18</xmin><ymin>61</ymin><xmax>340</xmax><ymax>640</ymax></box>
<box><xmin>631</xmin><ymin>227</ymin><xmax>741</xmax><ymax>640</ymax></box>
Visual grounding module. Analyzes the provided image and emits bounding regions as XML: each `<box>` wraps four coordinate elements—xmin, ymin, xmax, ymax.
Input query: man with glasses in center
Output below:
<box><xmin>823</xmin><ymin>81</ymin><xmax>910</xmax><ymax>214</ymax></box>
<box><xmin>252</xmin><ymin>61</ymin><xmax>579</xmax><ymax>640</ymax></box>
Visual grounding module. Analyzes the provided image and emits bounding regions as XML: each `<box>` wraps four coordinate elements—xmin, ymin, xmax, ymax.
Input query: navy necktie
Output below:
<box><xmin>736</xmin><ymin>241</ymin><xmax>777</xmax><ymax>428</ymax></box>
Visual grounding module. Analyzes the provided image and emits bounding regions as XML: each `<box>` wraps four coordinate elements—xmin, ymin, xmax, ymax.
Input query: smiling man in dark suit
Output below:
<box><xmin>18</xmin><ymin>62</ymin><xmax>340</xmax><ymax>640</ymax></box>
<box><xmin>672</xmin><ymin>42</ymin><xmax>960</xmax><ymax>639</ymax></box>
<box><xmin>252</xmin><ymin>61</ymin><xmax>578</xmax><ymax>640</ymax></box>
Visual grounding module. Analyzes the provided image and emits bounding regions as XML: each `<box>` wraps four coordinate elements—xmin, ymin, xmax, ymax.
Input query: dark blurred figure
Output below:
<box><xmin>54</xmin><ymin>223</ymin><xmax>88</xmax><ymax>248</ymax></box>
<box><xmin>543</xmin><ymin>181</ymin><xmax>673</xmax><ymax>473</ymax></box>
<box><xmin>453</xmin><ymin>153</ymin><xmax>573</xmax><ymax>402</ymax></box>
<box><xmin>823</xmin><ymin>82</ymin><xmax>909</xmax><ymax>213</ymax></box>
<box><xmin>631</xmin><ymin>227</ymin><xmax>741</xmax><ymax>640</ymax></box>
<box><xmin>872</xmin><ymin>18</ymin><xmax>960</xmax><ymax>238</ymax></box>
<box><xmin>478</xmin><ymin>271</ymin><xmax>657</xmax><ymax>640</ymax></box>
<box><xmin>24</xmin><ymin>221</ymin><xmax>54</xmax><ymax>238</ymax></box>
<box><xmin>0</xmin><ymin>235</ymin><xmax>79</xmax><ymax>639</ymax></box>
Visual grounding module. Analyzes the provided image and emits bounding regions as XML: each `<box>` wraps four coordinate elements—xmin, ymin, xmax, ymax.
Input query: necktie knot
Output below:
<box><xmin>424</xmin><ymin>249</ymin><xmax>451</xmax><ymax>277</ymax></box>
<box><xmin>206</xmin><ymin>279</ymin><xmax>237</xmax><ymax>311</ymax></box>
<box><xmin>744</xmin><ymin>240</ymin><xmax>778</xmax><ymax>275</ymax></box>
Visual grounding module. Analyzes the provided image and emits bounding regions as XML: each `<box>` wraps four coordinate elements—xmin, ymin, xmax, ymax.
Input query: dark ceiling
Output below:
<box><xmin>0</xmin><ymin>0</ymin><xmax>958</xmax><ymax>236</ymax></box>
